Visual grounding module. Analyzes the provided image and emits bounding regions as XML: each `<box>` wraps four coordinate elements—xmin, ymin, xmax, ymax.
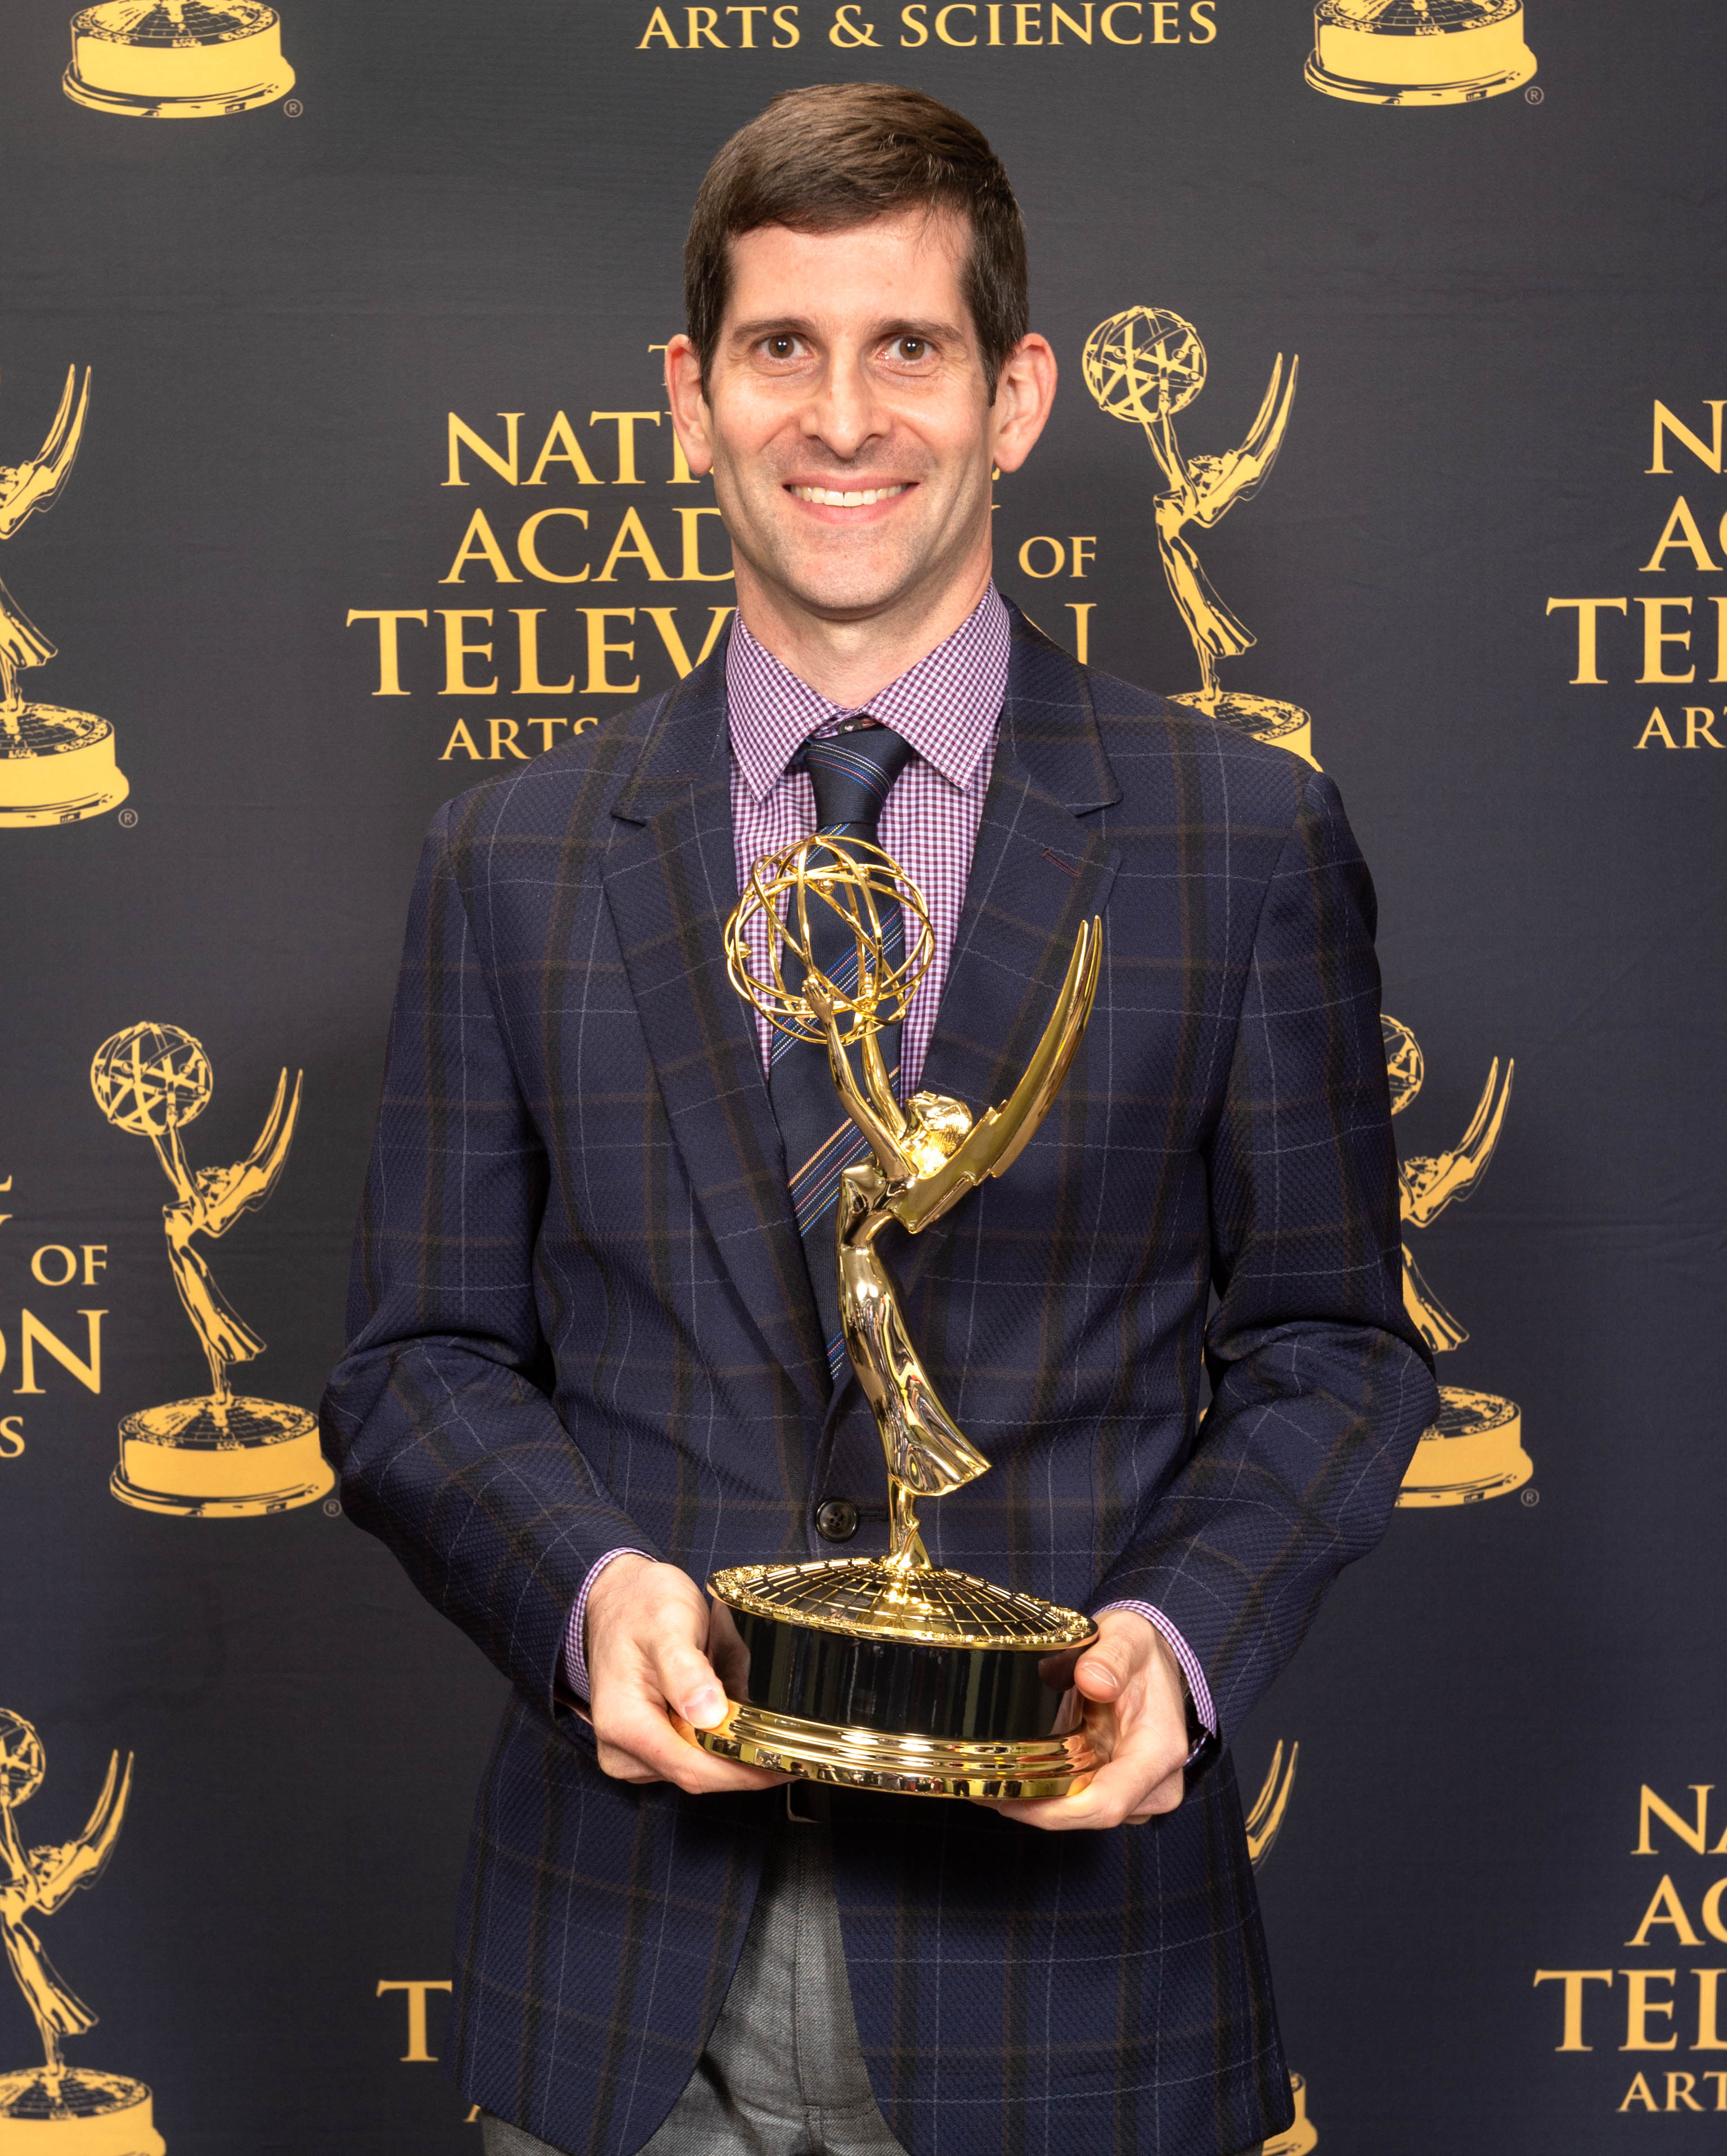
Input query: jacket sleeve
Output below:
<box><xmin>1089</xmin><ymin>767</ymin><xmax>1438</xmax><ymax>1746</ymax></box>
<box><xmin>319</xmin><ymin>801</ymin><xmax>657</xmax><ymax>1721</ymax></box>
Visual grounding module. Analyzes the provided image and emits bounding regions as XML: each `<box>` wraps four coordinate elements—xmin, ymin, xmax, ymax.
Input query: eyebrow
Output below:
<box><xmin>727</xmin><ymin>315</ymin><xmax>971</xmax><ymax>348</ymax></box>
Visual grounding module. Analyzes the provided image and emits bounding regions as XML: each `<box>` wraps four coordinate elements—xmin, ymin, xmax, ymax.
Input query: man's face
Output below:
<box><xmin>676</xmin><ymin>208</ymin><xmax>1008</xmax><ymax>624</ymax></box>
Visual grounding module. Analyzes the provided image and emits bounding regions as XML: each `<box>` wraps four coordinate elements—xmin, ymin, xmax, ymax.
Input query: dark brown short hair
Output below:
<box><xmin>684</xmin><ymin>83</ymin><xmax>1029</xmax><ymax>398</ymax></box>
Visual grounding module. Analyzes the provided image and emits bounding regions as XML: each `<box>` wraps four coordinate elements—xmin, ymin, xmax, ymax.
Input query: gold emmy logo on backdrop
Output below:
<box><xmin>0</xmin><ymin>1713</ymin><xmax>165</xmax><ymax>2156</ymax></box>
<box><xmin>1306</xmin><ymin>0</ymin><xmax>1536</xmax><ymax>106</ymax></box>
<box><xmin>64</xmin><ymin>2</ymin><xmax>294</xmax><ymax>118</ymax></box>
<box><xmin>1245</xmin><ymin>1740</ymin><xmax>1320</xmax><ymax>2155</ymax></box>
<box><xmin>0</xmin><ymin>366</ymin><xmax>128</xmax><ymax>829</ymax></box>
<box><xmin>1083</xmin><ymin>307</ymin><xmax>1317</xmax><ymax>767</ymax></box>
<box><xmin>89</xmin><ymin>1022</ymin><xmax>333</xmax><ymax>1518</ymax></box>
<box><xmin>1384</xmin><ymin>1014</ymin><xmax>1531</xmax><ymax>1506</ymax></box>
<box><xmin>674</xmin><ymin>835</ymin><xmax>1105</xmax><ymax>1799</ymax></box>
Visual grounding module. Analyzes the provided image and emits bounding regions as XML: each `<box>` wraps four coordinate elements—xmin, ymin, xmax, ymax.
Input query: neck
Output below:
<box><xmin>733</xmin><ymin>552</ymin><xmax>993</xmax><ymax>707</ymax></box>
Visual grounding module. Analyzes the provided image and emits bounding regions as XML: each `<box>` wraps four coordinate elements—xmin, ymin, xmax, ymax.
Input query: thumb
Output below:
<box><xmin>1073</xmin><ymin>1636</ymin><xmax>1133</xmax><ymax>1700</ymax></box>
<box><xmin>648</xmin><ymin>1632</ymin><xmax>728</xmax><ymax>1730</ymax></box>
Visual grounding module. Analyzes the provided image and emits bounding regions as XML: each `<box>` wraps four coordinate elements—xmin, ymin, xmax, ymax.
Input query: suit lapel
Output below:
<box><xmin>602</xmin><ymin>648</ymin><xmax>829</xmax><ymax>1416</ymax></box>
<box><xmin>887</xmin><ymin>612</ymin><xmax>1123</xmax><ymax>1313</ymax></box>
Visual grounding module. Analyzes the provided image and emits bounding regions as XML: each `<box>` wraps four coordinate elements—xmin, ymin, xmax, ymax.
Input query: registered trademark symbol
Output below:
<box><xmin>117</xmin><ymin>808</ymin><xmax>137</xmax><ymax>827</ymax></box>
<box><xmin>322</xmin><ymin>1496</ymin><xmax>342</xmax><ymax>1516</ymax></box>
<box><xmin>1524</xmin><ymin>84</ymin><xmax>1544</xmax><ymax>104</ymax></box>
<box><xmin>1522</xmin><ymin>1486</ymin><xmax>1540</xmax><ymax>1506</ymax></box>
<box><xmin>283</xmin><ymin>97</ymin><xmax>303</xmax><ymax>116</ymax></box>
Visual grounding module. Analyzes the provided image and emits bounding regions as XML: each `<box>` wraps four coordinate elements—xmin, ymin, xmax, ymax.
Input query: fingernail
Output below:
<box><xmin>684</xmin><ymin>1686</ymin><xmax>725</xmax><ymax>1728</ymax></box>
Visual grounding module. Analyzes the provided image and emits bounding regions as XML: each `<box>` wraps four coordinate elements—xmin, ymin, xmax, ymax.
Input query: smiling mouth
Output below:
<box><xmin>789</xmin><ymin>484</ymin><xmax>909</xmax><ymax>507</ymax></box>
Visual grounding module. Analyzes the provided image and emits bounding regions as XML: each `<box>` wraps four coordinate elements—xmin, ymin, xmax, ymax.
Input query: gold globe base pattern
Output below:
<box><xmin>1263</xmin><ymin>2072</ymin><xmax>1320</xmax><ymax>2156</ymax></box>
<box><xmin>676</xmin><ymin>1701</ymin><xmax>1099</xmax><ymax>1802</ymax></box>
<box><xmin>0</xmin><ymin>707</ymin><xmax>128</xmax><ymax>828</ymax></box>
<box><xmin>1397</xmin><ymin>1386</ymin><xmax>1531</xmax><ymax>1507</ymax></box>
<box><xmin>112</xmin><ymin>1398</ymin><xmax>333</xmax><ymax>1519</ymax></box>
<box><xmin>711</xmin><ymin>1556</ymin><xmax>1097</xmax><ymax>1651</ymax></box>
<box><xmin>1306</xmin><ymin>0</ymin><xmax>1535</xmax><ymax>107</ymax></box>
<box><xmin>63</xmin><ymin>3</ymin><xmax>295</xmax><ymax>120</ymax></box>
<box><xmin>1170</xmin><ymin>690</ymin><xmax>1317</xmax><ymax>769</ymax></box>
<box><xmin>0</xmin><ymin>2069</ymin><xmax>167</xmax><ymax>2155</ymax></box>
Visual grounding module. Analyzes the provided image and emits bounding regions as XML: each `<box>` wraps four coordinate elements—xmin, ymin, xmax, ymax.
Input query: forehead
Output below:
<box><xmin>723</xmin><ymin>206</ymin><xmax>971</xmax><ymax>331</ymax></box>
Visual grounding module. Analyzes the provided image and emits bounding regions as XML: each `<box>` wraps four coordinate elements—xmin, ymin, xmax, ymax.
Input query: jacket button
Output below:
<box><xmin>815</xmin><ymin>1499</ymin><xmax>859</xmax><ymax>1542</ymax></box>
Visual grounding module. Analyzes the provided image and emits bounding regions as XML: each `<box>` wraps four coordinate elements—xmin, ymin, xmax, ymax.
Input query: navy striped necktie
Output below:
<box><xmin>768</xmin><ymin>720</ymin><xmax>914</xmax><ymax>1385</ymax></box>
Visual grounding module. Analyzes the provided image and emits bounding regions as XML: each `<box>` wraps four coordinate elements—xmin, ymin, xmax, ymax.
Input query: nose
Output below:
<box><xmin>801</xmin><ymin>345</ymin><xmax>889</xmax><ymax>462</ymax></box>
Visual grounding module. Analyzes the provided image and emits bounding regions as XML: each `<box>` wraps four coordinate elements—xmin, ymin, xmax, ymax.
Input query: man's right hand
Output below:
<box><xmin>584</xmin><ymin>1554</ymin><xmax>791</xmax><ymax>1794</ymax></box>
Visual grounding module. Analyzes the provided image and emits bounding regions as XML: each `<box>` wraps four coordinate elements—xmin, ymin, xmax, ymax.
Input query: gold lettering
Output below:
<box><xmin>525</xmin><ymin>411</ymin><xmax>603</xmax><ymax>487</ymax></box>
<box><xmin>513</xmin><ymin>612</ymin><xmax>576</xmax><ymax>695</ymax></box>
<box><xmin>674</xmin><ymin>506</ymin><xmax>733</xmax><ymax>581</ymax></box>
<box><xmin>639</xmin><ymin>6</ymin><xmax>681</xmax><ymax>44</ymax></box>
<box><xmin>1627</xmin><ymin>1876</ymin><xmax>1702</xmax><ymax>1948</ymax></box>
<box><xmin>487</xmin><ymin>718</ymin><xmax>531</xmax><ymax>760</ymax></box>
<box><xmin>580</xmin><ymin>609</ymin><xmax>640</xmax><ymax>693</ymax></box>
<box><xmin>1070</xmin><ymin>535</ymin><xmax>1096</xmax><ymax>577</ymax></box>
<box><xmin>1534</xmin><ymin>1969</ymin><xmax>1614</xmax><ymax>2052</ymax></box>
<box><xmin>1049</xmin><ymin>0</ymin><xmax>1089</xmax><ymax>34</ymax></box>
<box><xmin>687</xmin><ymin>6</ymin><xmax>727</xmax><ymax>43</ymax></box>
<box><xmin>439</xmin><ymin>720</ymin><xmax>482</xmax><ymax>760</ymax></box>
<box><xmin>1635</xmin><ymin>707</ymin><xmax>1679</xmax><ymax>749</ymax></box>
<box><xmin>1685</xmin><ymin>707</ymin><xmax>1724</xmax><ymax>747</ymax></box>
<box><xmin>29</xmin><ymin>1246</ymin><xmax>78</xmax><ymax>1288</ymax></box>
<box><xmin>440</xmin><ymin>507</ymin><xmax>521</xmax><ymax>585</ymax></box>
<box><xmin>517</xmin><ymin>507</ymin><xmax>591</xmax><ymax>582</ymax></box>
<box><xmin>1715</xmin><ymin>598</ymin><xmax>1727</xmax><ymax>683</ymax></box>
<box><xmin>524</xmin><ymin>717</ymin><xmax>572</xmax><ymax>753</ymax></box>
<box><xmin>1638</xmin><ymin>595</ymin><xmax>1697</xmax><ymax>682</ymax></box>
<box><xmin>376</xmin><ymin>1980</ymin><xmax>453</xmax><ymax>2064</ymax></box>
<box><xmin>1694</xmin><ymin>1969</ymin><xmax>1727</xmax><ymax>2050</ymax></box>
<box><xmin>81</xmin><ymin>1247</ymin><xmax>106</xmax><ymax>1285</ymax></box>
<box><xmin>1019</xmin><ymin>535</ymin><xmax>1066</xmax><ymax>578</ymax></box>
<box><xmin>1667</xmin><ymin>2073</ymin><xmax>1706</xmax><ymax>2113</ymax></box>
<box><xmin>1015</xmin><ymin>1</ymin><xmax>1042</xmax><ymax>38</ymax></box>
<box><xmin>347</xmin><ymin>609</ymin><xmax>428</xmax><ymax>696</ymax></box>
<box><xmin>1622</xmin><ymin>1969</ymin><xmax>1680</xmax><ymax>2051</ymax></box>
<box><xmin>445</xmin><ymin>412</ymin><xmax>522</xmax><ymax>487</ymax></box>
<box><xmin>1187</xmin><ymin>0</ymin><xmax>1215</xmax><ymax>38</ymax></box>
<box><xmin>900</xmin><ymin>2</ymin><xmax>928</xmax><ymax>39</ymax></box>
<box><xmin>13</xmin><ymin>1310</ymin><xmax>104</xmax><ymax>1396</ymax></box>
<box><xmin>829</xmin><ymin>3</ymin><xmax>881</xmax><ymax>41</ymax></box>
<box><xmin>590</xmin><ymin>411</ymin><xmax>663</xmax><ymax>485</ymax></box>
<box><xmin>596</xmin><ymin>507</ymin><xmax>672</xmax><ymax>582</ymax></box>
<box><xmin>935</xmin><ymin>2</ymin><xmax>976</xmax><ymax>38</ymax></box>
<box><xmin>1640</xmin><ymin>496</ymin><xmax>1721</xmax><ymax>573</ymax></box>
<box><xmin>641</xmin><ymin>605</ymin><xmax>735</xmax><ymax>677</ymax></box>
<box><xmin>987</xmin><ymin>0</ymin><xmax>1003</xmax><ymax>34</ymax></box>
<box><xmin>1066</xmin><ymin>603</ymin><xmax>1094</xmax><ymax>664</ymax></box>
<box><xmin>1100</xmin><ymin>2</ymin><xmax>1141</xmax><ymax>41</ymax></box>
<box><xmin>1648</xmin><ymin>400</ymin><xmax>1725</xmax><ymax>475</ymax></box>
<box><xmin>1150</xmin><ymin>0</ymin><xmax>1179</xmax><ymax>35</ymax></box>
<box><xmin>727</xmin><ymin>3</ymin><xmax>769</xmax><ymax>37</ymax></box>
<box><xmin>1618</xmin><ymin>2073</ymin><xmax>1658</xmax><ymax>2112</ymax></box>
<box><xmin>773</xmin><ymin>3</ymin><xmax>800</xmax><ymax>41</ymax></box>
<box><xmin>1700</xmin><ymin>1878</ymin><xmax>1727</xmax><ymax>1942</ymax></box>
<box><xmin>0</xmin><ymin>1417</ymin><xmax>23</xmax><ymax>1460</ymax></box>
<box><xmin>438</xmin><ymin>610</ymin><xmax>498</xmax><ymax>694</ymax></box>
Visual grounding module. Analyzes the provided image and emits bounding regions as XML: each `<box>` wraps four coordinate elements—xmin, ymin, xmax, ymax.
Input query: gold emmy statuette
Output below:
<box><xmin>64</xmin><ymin>2</ymin><xmax>294</xmax><ymax>119</ymax></box>
<box><xmin>0</xmin><ymin>367</ymin><xmax>128</xmax><ymax>830</ymax></box>
<box><xmin>0</xmin><ymin>1712</ymin><xmax>166</xmax><ymax>2156</ymax></box>
<box><xmin>1306</xmin><ymin>0</ymin><xmax>1535</xmax><ymax>107</ymax></box>
<box><xmin>1245</xmin><ymin>1741</ymin><xmax>1319</xmax><ymax>2155</ymax></box>
<box><xmin>674</xmin><ymin>837</ymin><xmax>1104</xmax><ymax>1799</ymax></box>
<box><xmin>90</xmin><ymin>1022</ymin><xmax>333</xmax><ymax>1519</ymax></box>
<box><xmin>1083</xmin><ymin>307</ymin><xmax>1316</xmax><ymax>767</ymax></box>
<box><xmin>1384</xmin><ymin>1015</ymin><xmax>1531</xmax><ymax>1507</ymax></box>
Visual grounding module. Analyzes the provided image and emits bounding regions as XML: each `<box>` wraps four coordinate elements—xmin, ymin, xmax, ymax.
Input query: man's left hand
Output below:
<box><xmin>990</xmin><ymin>1610</ymin><xmax>1191</xmax><ymax>1831</ymax></box>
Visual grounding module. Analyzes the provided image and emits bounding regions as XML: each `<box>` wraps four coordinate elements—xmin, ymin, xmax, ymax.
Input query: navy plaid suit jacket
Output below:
<box><xmin>321</xmin><ymin>605</ymin><xmax>1436</xmax><ymax>2156</ymax></box>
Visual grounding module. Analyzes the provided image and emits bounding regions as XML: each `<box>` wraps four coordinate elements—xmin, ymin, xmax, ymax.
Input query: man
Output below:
<box><xmin>322</xmin><ymin>82</ymin><xmax>1435</xmax><ymax>2156</ymax></box>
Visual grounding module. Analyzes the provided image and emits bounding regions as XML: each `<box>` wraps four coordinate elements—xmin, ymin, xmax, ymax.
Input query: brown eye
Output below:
<box><xmin>898</xmin><ymin>338</ymin><xmax>927</xmax><ymax>361</ymax></box>
<box><xmin>767</xmin><ymin>336</ymin><xmax>795</xmax><ymax>358</ymax></box>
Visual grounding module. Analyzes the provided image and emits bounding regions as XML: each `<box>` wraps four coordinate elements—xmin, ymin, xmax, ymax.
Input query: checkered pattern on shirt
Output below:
<box><xmin>726</xmin><ymin>586</ymin><xmax>1007</xmax><ymax>1094</ymax></box>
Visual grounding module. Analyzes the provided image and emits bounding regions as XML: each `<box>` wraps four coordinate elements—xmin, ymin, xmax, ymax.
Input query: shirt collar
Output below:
<box><xmin>726</xmin><ymin>584</ymin><xmax>1010</xmax><ymax>803</ymax></box>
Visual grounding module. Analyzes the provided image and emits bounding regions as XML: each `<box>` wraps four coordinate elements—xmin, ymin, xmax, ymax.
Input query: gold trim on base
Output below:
<box><xmin>674</xmin><ymin>1699</ymin><xmax>1098</xmax><ymax>1800</ymax></box>
<box><xmin>62</xmin><ymin>66</ymin><xmax>293</xmax><ymax>117</ymax></box>
<box><xmin>1396</xmin><ymin>1386</ymin><xmax>1531</xmax><ymax>1507</ymax></box>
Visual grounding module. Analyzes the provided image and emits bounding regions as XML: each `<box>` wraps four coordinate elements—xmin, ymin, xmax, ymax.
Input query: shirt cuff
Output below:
<box><xmin>564</xmin><ymin>1548</ymin><xmax>653</xmax><ymax>1705</ymax></box>
<box><xmin>1094</xmin><ymin>1600</ymin><xmax>1217</xmax><ymax>1757</ymax></box>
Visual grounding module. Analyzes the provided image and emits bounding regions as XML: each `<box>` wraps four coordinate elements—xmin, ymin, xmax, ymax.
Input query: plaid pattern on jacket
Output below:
<box><xmin>321</xmin><ymin>606</ymin><xmax>1436</xmax><ymax>2156</ymax></box>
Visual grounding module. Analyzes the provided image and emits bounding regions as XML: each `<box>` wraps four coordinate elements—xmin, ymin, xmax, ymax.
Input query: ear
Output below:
<box><xmin>989</xmin><ymin>333</ymin><xmax>1058</xmax><ymax>475</ymax></box>
<box><xmin>665</xmin><ymin>334</ymin><xmax>715</xmax><ymax>478</ymax></box>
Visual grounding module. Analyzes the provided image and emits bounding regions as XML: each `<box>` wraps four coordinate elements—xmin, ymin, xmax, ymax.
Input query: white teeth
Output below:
<box><xmin>791</xmin><ymin>484</ymin><xmax>907</xmax><ymax>506</ymax></box>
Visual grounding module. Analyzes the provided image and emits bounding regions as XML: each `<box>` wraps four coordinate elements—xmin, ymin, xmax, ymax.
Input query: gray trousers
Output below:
<box><xmin>481</xmin><ymin>1807</ymin><xmax>905</xmax><ymax>2156</ymax></box>
<box><xmin>481</xmin><ymin>1800</ymin><xmax>1268</xmax><ymax>2156</ymax></box>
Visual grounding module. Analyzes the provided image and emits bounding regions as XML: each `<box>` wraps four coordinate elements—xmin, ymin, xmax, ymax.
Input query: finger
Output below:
<box><xmin>1072</xmin><ymin>1629</ymin><xmax>1142</xmax><ymax>1702</ymax></box>
<box><xmin>992</xmin><ymin>1741</ymin><xmax>1183</xmax><ymax>1832</ymax></box>
<box><xmin>647</xmin><ymin>1638</ymin><xmax>730</xmax><ymax>1730</ymax></box>
<box><xmin>595</xmin><ymin>1694</ymin><xmax>788</xmax><ymax>1793</ymax></box>
<box><xmin>1123</xmin><ymin>1766</ymin><xmax>1186</xmax><ymax>1823</ymax></box>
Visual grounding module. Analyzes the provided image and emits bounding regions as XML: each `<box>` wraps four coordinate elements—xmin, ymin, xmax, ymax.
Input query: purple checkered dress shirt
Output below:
<box><xmin>566</xmin><ymin>589</ymin><xmax>1214</xmax><ymax>1746</ymax></box>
